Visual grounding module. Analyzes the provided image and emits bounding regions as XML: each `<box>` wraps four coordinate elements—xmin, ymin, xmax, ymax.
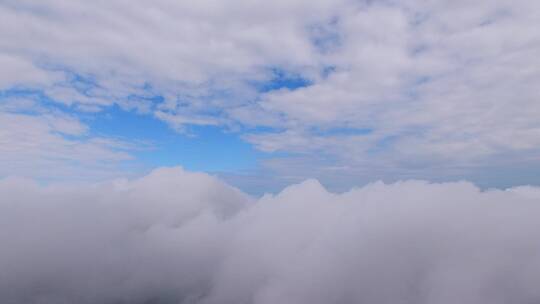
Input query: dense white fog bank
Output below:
<box><xmin>1</xmin><ymin>167</ymin><xmax>540</xmax><ymax>304</ymax></box>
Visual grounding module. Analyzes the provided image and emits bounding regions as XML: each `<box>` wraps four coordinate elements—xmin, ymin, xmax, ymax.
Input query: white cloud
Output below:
<box><xmin>1</xmin><ymin>167</ymin><xmax>540</xmax><ymax>303</ymax></box>
<box><xmin>238</xmin><ymin>0</ymin><xmax>540</xmax><ymax>182</ymax></box>
<box><xmin>0</xmin><ymin>110</ymin><xmax>137</xmax><ymax>180</ymax></box>
<box><xmin>0</xmin><ymin>53</ymin><xmax>62</xmax><ymax>87</ymax></box>
<box><xmin>1</xmin><ymin>0</ymin><xmax>539</xmax><ymax>183</ymax></box>
<box><xmin>154</xmin><ymin>110</ymin><xmax>220</xmax><ymax>133</ymax></box>
<box><xmin>0</xmin><ymin>0</ymin><xmax>333</xmax><ymax>102</ymax></box>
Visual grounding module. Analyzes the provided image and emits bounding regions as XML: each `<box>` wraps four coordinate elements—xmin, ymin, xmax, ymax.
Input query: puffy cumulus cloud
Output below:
<box><xmin>0</xmin><ymin>167</ymin><xmax>250</xmax><ymax>304</ymax></box>
<box><xmin>2</xmin><ymin>167</ymin><xmax>540</xmax><ymax>304</ymax></box>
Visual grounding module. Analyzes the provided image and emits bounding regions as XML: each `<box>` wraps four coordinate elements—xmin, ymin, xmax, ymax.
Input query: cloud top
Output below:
<box><xmin>1</xmin><ymin>167</ymin><xmax>540</xmax><ymax>304</ymax></box>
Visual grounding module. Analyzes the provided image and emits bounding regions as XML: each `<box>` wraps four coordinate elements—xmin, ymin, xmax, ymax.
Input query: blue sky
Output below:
<box><xmin>0</xmin><ymin>86</ymin><xmax>267</xmax><ymax>170</ymax></box>
<box><xmin>88</xmin><ymin>105</ymin><xmax>262</xmax><ymax>173</ymax></box>
<box><xmin>1</xmin><ymin>0</ymin><xmax>539</xmax><ymax>194</ymax></box>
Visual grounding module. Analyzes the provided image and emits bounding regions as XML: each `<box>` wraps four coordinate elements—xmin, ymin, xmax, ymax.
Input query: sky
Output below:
<box><xmin>2</xmin><ymin>1</ymin><xmax>540</xmax><ymax>303</ymax></box>
<box><xmin>1</xmin><ymin>0</ymin><xmax>540</xmax><ymax>194</ymax></box>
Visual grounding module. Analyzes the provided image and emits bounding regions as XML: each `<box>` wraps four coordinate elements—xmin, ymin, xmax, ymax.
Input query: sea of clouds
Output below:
<box><xmin>1</xmin><ymin>167</ymin><xmax>540</xmax><ymax>304</ymax></box>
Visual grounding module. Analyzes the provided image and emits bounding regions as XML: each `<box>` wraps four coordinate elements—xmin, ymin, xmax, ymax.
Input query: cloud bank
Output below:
<box><xmin>2</xmin><ymin>167</ymin><xmax>540</xmax><ymax>304</ymax></box>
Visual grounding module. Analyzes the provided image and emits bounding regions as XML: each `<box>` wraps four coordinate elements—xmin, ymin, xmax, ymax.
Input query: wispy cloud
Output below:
<box><xmin>0</xmin><ymin>108</ymin><xmax>139</xmax><ymax>181</ymax></box>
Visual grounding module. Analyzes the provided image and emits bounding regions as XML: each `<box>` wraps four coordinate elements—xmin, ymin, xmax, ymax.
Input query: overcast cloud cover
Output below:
<box><xmin>2</xmin><ymin>167</ymin><xmax>540</xmax><ymax>304</ymax></box>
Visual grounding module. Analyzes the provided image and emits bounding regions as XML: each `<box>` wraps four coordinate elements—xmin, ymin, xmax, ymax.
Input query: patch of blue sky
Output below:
<box><xmin>127</xmin><ymin>93</ymin><xmax>163</xmax><ymax>103</ymax></box>
<box><xmin>254</xmin><ymin>68</ymin><xmax>312</xmax><ymax>93</ymax></box>
<box><xmin>311</xmin><ymin>127</ymin><xmax>373</xmax><ymax>137</ymax></box>
<box><xmin>0</xmin><ymin>87</ymin><xmax>45</xmax><ymax>100</ymax></box>
<box><xmin>0</xmin><ymin>87</ymin><xmax>66</xmax><ymax>113</ymax></box>
<box><xmin>1</xmin><ymin>87</ymin><xmax>268</xmax><ymax>174</ymax></box>
<box><xmin>87</xmin><ymin>105</ymin><xmax>266</xmax><ymax>173</ymax></box>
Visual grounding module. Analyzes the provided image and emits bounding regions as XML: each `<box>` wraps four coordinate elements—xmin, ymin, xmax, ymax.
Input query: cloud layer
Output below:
<box><xmin>2</xmin><ymin>167</ymin><xmax>540</xmax><ymax>304</ymax></box>
<box><xmin>1</xmin><ymin>0</ymin><xmax>539</xmax><ymax>185</ymax></box>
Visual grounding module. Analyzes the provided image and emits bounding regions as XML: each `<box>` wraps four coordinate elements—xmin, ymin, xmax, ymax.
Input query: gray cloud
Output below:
<box><xmin>1</xmin><ymin>167</ymin><xmax>540</xmax><ymax>303</ymax></box>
